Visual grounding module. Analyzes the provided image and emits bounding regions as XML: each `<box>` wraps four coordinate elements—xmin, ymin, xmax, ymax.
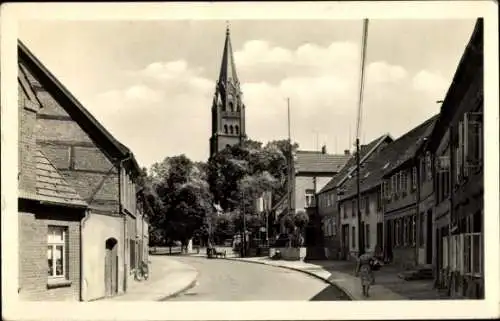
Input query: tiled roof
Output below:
<box><xmin>318</xmin><ymin>134</ymin><xmax>393</xmax><ymax>194</ymax></box>
<box><xmin>20</xmin><ymin>150</ymin><xmax>87</xmax><ymax>207</ymax></box>
<box><xmin>295</xmin><ymin>151</ymin><xmax>350</xmax><ymax>174</ymax></box>
<box><xmin>339</xmin><ymin>115</ymin><xmax>439</xmax><ymax>200</ymax></box>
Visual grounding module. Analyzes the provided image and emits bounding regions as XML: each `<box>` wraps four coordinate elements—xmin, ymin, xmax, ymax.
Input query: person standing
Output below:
<box><xmin>355</xmin><ymin>252</ymin><xmax>379</xmax><ymax>297</ymax></box>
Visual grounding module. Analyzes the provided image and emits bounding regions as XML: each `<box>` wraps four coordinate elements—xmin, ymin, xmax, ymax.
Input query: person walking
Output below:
<box><xmin>355</xmin><ymin>252</ymin><xmax>382</xmax><ymax>298</ymax></box>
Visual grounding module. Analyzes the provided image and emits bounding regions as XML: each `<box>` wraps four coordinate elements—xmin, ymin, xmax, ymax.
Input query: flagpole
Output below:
<box><xmin>356</xmin><ymin>18</ymin><xmax>369</xmax><ymax>257</ymax></box>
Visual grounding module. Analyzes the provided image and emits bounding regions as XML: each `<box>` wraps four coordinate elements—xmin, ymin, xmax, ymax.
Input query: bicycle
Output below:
<box><xmin>134</xmin><ymin>261</ymin><xmax>149</xmax><ymax>281</ymax></box>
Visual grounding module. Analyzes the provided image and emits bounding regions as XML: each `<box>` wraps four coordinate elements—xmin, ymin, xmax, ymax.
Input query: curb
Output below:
<box><xmin>222</xmin><ymin>257</ymin><xmax>355</xmax><ymax>300</ymax></box>
<box><xmin>157</xmin><ymin>271</ymin><xmax>199</xmax><ymax>301</ymax></box>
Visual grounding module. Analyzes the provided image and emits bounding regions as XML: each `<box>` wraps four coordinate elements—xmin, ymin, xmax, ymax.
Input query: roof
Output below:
<box><xmin>427</xmin><ymin>18</ymin><xmax>483</xmax><ymax>153</ymax></box>
<box><xmin>295</xmin><ymin>150</ymin><xmax>350</xmax><ymax>174</ymax></box>
<box><xmin>19</xmin><ymin>150</ymin><xmax>88</xmax><ymax>208</ymax></box>
<box><xmin>218</xmin><ymin>26</ymin><xmax>239</xmax><ymax>86</ymax></box>
<box><xmin>318</xmin><ymin>133</ymin><xmax>393</xmax><ymax>194</ymax></box>
<box><xmin>339</xmin><ymin>114</ymin><xmax>438</xmax><ymax>201</ymax></box>
<box><xmin>18</xmin><ymin>40</ymin><xmax>141</xmax><ymax>176</ymax></box>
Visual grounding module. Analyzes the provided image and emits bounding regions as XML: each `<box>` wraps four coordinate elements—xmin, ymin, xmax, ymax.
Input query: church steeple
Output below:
<box><xmin>218</xmin><ymin>24</ymin><xmax>239</xmax><ymax>87</ymax></box>
<box><xmin>209</xmin><ymin>23</ymin><xmax>246</xmax><ymax>158</ymax></box>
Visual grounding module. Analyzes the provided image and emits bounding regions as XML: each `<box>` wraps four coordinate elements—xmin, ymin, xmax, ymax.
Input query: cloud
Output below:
<box><xmin>90</xmin><ymin>40</ymin><xmax>445</xmax><ymax>167</ymax></box>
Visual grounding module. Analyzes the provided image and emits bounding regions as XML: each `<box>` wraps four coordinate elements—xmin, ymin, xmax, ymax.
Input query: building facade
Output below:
<box><xmin>18</xmin><ymin>42</ymin><xmax>147</xmax><ymax>301</ymax></box>
<box><xmin>209</xmin><ymin>27</ymin><xmax>247</xmax><ymax>158</ymax></box>
<box><xmin>18</xmin><ymin>59</ymin><xmax>88</xmax><ymax>301</ymax></box>
<box><xmin>382</xmin><ymin>115</ymin><xmax>437</xmax><ymax>267</ymax></box>
<box><xmin>427</xmin><ymin>19</ymin><xmax>484</xmax><ymax>299</ymax></box>
<box><xmin>318</xmin><ymin>134</ymin><xmax>392</xmax><ymax>260</ymax></box>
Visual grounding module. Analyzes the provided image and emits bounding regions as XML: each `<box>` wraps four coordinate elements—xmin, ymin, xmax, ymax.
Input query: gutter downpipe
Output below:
<box><xmin>80</xmin><ymin>209</ymin><xmax>91</xmax><ymax>301</ymax></box>
<box><xmin>119</xmin><ymin>153</ymin><xmax>133</xmax><ymax>294</ymax></box>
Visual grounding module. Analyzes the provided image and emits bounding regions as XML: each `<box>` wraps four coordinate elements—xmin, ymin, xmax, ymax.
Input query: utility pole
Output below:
<box><xmin>287</xmin><ymin>98</ymin><xmax>292</xmax><ymax>218</ymax></box>
<box><xmin>356</xmin><ymin>18</ymin><xmax>369</xmax><ymax>257</ymax></box>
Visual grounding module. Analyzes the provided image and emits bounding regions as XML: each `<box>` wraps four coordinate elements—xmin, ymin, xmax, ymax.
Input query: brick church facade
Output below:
<box><xmin>209</xmin><ymin>27</ymin><xmax>247</xmax><ymax>158</ymax></box>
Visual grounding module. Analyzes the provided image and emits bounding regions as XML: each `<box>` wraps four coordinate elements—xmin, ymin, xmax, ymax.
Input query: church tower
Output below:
<box><xmin>209</xmin><ymin>25</ymin><xmax>246</xmax><ymax>158</ymax></box>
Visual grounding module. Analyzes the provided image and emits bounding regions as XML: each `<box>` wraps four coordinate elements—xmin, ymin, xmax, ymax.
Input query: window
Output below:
<box><xmin>352</xmin><ymin>226</ymin><xmax>356</xmax><ymax>249</ymax></box>
<box><xmin>421</xmin><ymin>158</ymin><xmax>427</xmax><ymax>182</ymax></box>
<box><xmin>402</xmin><ymin>171</ymin><xmax>408</xmax><ymax>195</ymax></box>
<box><xmin>305</xmin><ymin>189</ymin><xmax>315</xmax><ymax>208</ymax></box>
<box><xmin>364</xmin><ymin>196</ymin><xmax>370</xmax><ymax>215</ymax></box>
<box><xmin>426</xmin><ymin>153</ymin><xmax>432</xmax><ymax>180</ymax></box>
<box><xmin>411</xmin><ymin>215</ymin><xmax>416</xmax><ymax>245</ymax></box>
<box><xmin>365</xmin><ymin>224</ymin><xmax>370</xmax><ymax>249</ymax></box>
<box><xmin>391</xmin><ymin>175</ymin><xmax>397</xmax><ymax>197</ymax></box>
<box><xmin>419</xmin><ymin>214</ymin><xmax>425</xmax><ymax>247</ymax></box>
<box><xmin>229</xmin><ymin>125</ymin><xmax>234</xmax><ymax>134</ymax></box>
<box><xmin>456</xmin><ymin>121</ymin><xmax>464</xmax><ymax>184</ymax></box>
<box><xmin>235</xmin><ymin>125</ymin><xmax>240</xmax><ymax>135</ymax></box>
<box><xmin>224</xmin><ymin>124</ymin><xmax>228</xmax><ymax>134</ymax></box>
<box><xmin>340</xmin><ymin>204</ymin><xmax>345</xmax><ymax>219</ymax></box>
<box><xmin>436</xmin><ymin>154</ymin><xmax>451</xmax><ymax>202</ymax></box>
<box><xmin>464</xmin><ymin>112</ymin><xmax>483</xmax><ymax>176</ymax></box>
<box><xmin>229</xmin><ymin>102</ymin><xmax>234</xmax><ymax>112</ymax></box>
<box><xmin>48</xmin><ymin>226</ymin><xmax>67</xmax><ymax>279</ymax></box>
<box><xmin>411</xmin><ymin>167</ymin><xmax>417</xmax><ymax>191</ymax></box>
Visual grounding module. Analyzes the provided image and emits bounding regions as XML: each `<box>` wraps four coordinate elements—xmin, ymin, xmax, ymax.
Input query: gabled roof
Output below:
<box><xmin>339</xmin><ymin>114</ymin><xmax>438</xmax><ymax>201</ymax></box>
<box><xmin>18</xmin><ymin>40</ymin><xmax>141</xmax><ymax>176</ymax></box>
<box><xmin>318</xmin><ymin>133</ymin><xmax>393</xmax><ymax>194</ymax></box>
<box><xmin>295</xmin><ymin>150</ymin><xmax>350</xmax><ymax>174</ymax></box>
<box><xmin>19</xmin><ymin>150</ymin><xmax>87</xmax><ymax>208</ymax></box>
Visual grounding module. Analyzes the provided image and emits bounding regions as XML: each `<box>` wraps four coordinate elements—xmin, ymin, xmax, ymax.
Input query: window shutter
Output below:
<box><xmin>456</xmin><ymin>121</ymin><xmax>464</xmax><ymax>183</ymax></box>
<box><xmin>463</xmin><ymin>114</ymin><xmax>469</xmax><ymax>177</ymax></box>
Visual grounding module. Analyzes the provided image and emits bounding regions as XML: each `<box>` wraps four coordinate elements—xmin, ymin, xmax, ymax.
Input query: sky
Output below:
<box><xmin>19</xmin><ymin>19</ymin><xmax>477</xmax><ymax>169</ymax></box>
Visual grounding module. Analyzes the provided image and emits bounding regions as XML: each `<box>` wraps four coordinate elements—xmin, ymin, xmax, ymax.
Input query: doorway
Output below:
<box><xmin>341</xmin><ymin>224</ymin><xmax>349</xmax><ymax>260</ymax></box>
<box><xmin>385</xmin><ymin>220</ymin><xmax>393</xmax><ymax>262</ymax></box>
<box><xmin>105</xmin><ymin>238</ymin><xmax>118</xmax><ymax>297</ymax></box>
<box><xmin>426</xmin><ymin>210</ymin><xmax>433</xmax><ymax>264</ymax></box>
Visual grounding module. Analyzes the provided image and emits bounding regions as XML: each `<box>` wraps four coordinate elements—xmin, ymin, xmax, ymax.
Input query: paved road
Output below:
<box><xmin>167</xmin><ymin>257</ymin><xmax>350</xmax><ymax>301</ymax></box>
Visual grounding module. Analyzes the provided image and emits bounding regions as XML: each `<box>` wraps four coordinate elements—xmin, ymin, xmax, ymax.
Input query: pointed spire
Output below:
<box><xmin>218</xmin><ymin>21</ymin><xmax>239</xmax><ymax>86</ymax></box>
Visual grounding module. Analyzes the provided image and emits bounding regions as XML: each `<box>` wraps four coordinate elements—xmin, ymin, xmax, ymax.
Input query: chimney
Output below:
<box><xmin>344</xmin><ymin>149</ymin><xmax>350</xmax><ymax>156</ymax></box>
<box><xmin>321</xmin><ymin>145</ymin><xmax>327</xmax><ymax>154</ymax></box>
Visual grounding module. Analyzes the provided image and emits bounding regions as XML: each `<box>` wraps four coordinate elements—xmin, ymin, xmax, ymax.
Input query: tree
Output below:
<box><xmin>146</xmin><ymin>155</ymin><xmax>214</xmax><ymax>247</ymax></box>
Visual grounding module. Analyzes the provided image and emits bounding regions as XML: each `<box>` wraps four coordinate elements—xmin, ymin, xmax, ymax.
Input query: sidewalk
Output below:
<box><xmin>224</xmin><ymin>256</ymin><xmax>446</xmax><ymax>301</ymax></box>
<box><xmin>106</xmin><ymin>256</ymin><xmax>198</xmax><ymax>301</ymax></box>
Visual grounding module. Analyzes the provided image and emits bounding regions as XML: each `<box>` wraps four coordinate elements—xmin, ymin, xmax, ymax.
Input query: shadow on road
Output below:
<box><xmin>309</xmin><ymin>284</ymin><xmax>351</xmax><ymax>301</ymax></box>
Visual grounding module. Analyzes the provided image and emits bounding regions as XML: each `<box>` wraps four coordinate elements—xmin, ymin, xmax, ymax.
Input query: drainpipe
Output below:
<box><xmin>80</xmin><ymin>209</ymin><xmax>91</xmax><ymax>301</ymax></box>
<box><xmin>119</xmin><ymin>153</ymin><xmax>133</xmax><ymax>293</ymax></box>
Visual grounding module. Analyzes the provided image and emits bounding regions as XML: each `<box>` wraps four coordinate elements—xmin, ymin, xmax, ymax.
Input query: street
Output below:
<box><xmin>166</xmin><ymin>257</ymin><xmax>350</xmax><ymax>301</ymax></box>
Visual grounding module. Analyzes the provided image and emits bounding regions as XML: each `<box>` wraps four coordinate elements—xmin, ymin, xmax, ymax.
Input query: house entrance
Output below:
<box><xmin>426</xmin><ymin>210</ymin><xmax>433</xmax><ymax>264</ymax></box>
<box><xmin>105</xmin><ymin>238</ymin><xmax>118</xmax><ymax>297</ymax></box>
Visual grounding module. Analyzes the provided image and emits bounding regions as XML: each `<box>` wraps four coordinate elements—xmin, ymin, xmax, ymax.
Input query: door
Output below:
<box><xmin>376</xmin><ymin>222</ymin><xmax>383</xmax><ymax>254</ymax></box>
<box><xmin>341</xmin><ymin>224</ymin><xmax>349</xmax><ymax>260</ymax></box>
<box><xmin>105</xmin><ymin>238</ymin><xmax>118</xmax><ymax>297</ymax></box>
<box><xmin>426</xmin><ymin>210</ymin><xmax>433</xmax><ymax>264</ymax></box>
<box><xmin>385</xmin><ymin>220</ymin><xmax>393</xmax><ymax>261</ymax></box>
